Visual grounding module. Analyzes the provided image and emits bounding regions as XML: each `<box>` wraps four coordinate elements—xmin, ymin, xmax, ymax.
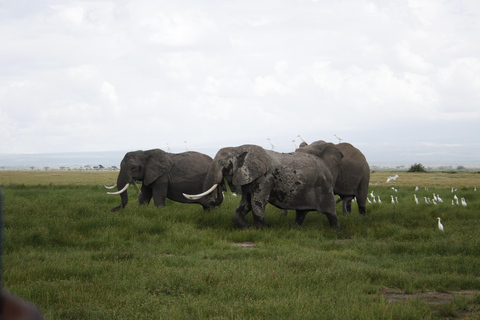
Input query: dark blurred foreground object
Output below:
<box><xmin>0</xmin><ymin>292</ymin><xmax>43</xmax><ymax>320</ymax></box>
<box><xmin>0</xmin><ymin>191</ymin><xmax>43</xmax><ymax>319</ymax></box>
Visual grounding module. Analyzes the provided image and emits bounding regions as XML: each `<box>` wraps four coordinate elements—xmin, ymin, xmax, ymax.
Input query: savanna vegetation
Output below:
<box><xmin>1</xmin><ymin>170</ymin><xmax>479</xmax><ymax>319</ymax></box>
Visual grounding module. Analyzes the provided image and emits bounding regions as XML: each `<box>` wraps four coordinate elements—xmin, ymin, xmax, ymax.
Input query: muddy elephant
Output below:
<box><xmin>296</xmin><ymin>140</ymin><xmax>370</xmax><ymax>215</ymax></box>
<box><xmin>184</xmin><ymin>144</ymin><xmax>341</xmax><ymax>230</ymax></box>
<box><xmin>106</xmin><ymin>149</ymin><xmax>223</xmax><ymax>211</ymax></box>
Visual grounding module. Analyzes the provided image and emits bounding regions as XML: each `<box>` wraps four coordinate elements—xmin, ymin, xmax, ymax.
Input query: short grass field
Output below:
<box><xmin>1</xmin><ymin>170</ymin><xmax>480</xmax><ymax>319</ymax></box>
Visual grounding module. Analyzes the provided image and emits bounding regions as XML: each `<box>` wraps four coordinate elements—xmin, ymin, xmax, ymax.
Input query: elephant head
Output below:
<box><xmin>108</xmin><ymin>149</ymin><xmax>172</xmax><ymax>211</ymax></box>
<box><xmin>185</xmin><ymin>145</ymin><xmax>270</xmax><ymax>200</ymax></box>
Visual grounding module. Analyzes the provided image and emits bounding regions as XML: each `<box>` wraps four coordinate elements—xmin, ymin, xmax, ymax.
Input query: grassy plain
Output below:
<box><xmin>1</xmin><ymin>170</ymin><xmax>480</xmax><ymax>319</ymax></box>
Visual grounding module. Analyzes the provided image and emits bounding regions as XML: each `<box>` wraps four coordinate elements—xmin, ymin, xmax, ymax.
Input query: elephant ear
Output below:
<box><xmin>144</xmin><ymin>150</ymin><xmax>173</xmax><ymax>185</ymax></box>
<box><xmin>232</xmin><ymin>147</ymin><xmax>268</xmax><ymax>186</ymax></box>
<box><xmin>319</xmin><ymin>143</ymin><xmax>344</xmax><ymax>173</ymax></box>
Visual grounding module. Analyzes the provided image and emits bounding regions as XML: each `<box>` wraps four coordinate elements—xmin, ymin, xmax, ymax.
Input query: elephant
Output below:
<box><xmin>184</xmin><ymin>144</ymin><xmax>342</xmax><ymax>230</ymax></box>
<box><xmin>106</xmin><ymin>149</ymin><xmax>223</xmax><ymax>212</ymax></box>
<box><xmin>296</xmin><ymin>140</ymin><xmax>370</xmax><ymax>215</ymax></box>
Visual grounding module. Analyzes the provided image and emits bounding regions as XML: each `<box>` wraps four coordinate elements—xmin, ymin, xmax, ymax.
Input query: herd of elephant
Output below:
<box><xmin>104</xmin><ymin>140</ymin><xmax>370</xmax><ymax>230</ymax></box>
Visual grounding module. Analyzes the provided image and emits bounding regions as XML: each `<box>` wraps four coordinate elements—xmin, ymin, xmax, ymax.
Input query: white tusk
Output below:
<box><xmin>107</xmin><ymin>183</ymin><xmax>130</xmax><ymax>195</ymax></box>
<box><xmin>183</xmin><ymin>184</ymin><xmax>218</xmax><ymax>200</ymax></box>
<box><xmin>104</xmin><ymin>184</ymin><xmax>117</xmax><ymax>190</ymax></box>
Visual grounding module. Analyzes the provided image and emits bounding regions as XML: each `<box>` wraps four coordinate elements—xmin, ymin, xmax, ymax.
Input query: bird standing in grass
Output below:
<box><xmin>437</xmin><ymin>217</ymin><xmax>444</xmax><ymax>231</ymax></box>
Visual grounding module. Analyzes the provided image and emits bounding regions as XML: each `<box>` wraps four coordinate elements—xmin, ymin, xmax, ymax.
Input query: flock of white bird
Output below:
<box><xmin>369</xmin><ymin>178</ymin><xmax>477</xmax><ymax>232</ymax></box>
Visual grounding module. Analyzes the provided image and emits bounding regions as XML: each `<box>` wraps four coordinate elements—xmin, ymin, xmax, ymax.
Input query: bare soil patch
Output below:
<box><xmin>380</xmin><ymin>287</ymin><xmax>480</xmax><ymax>305</ymax></box>
<box><xmin>234</xmin><ymin>241</ymin><xmax>257</xmax><ymax>249</ymax></box>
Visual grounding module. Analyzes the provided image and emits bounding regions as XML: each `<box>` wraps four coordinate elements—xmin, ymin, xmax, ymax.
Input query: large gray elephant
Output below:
<box><xmin>106</xmin><ymin>149</ymin><xmax>223</xmax><ymax>211</ymax></box>
<box><xmin>296</xmin><ymin>140</ymin><xmax>370</xmax><ymax>215</ymax></box>
<box><xmin>184</xmin><ymin>144</ymin><xmax>342</xmax><ymax>230</ymax></box>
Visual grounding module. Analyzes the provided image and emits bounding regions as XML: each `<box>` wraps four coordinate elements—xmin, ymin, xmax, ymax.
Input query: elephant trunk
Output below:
<box><xmin>109</xmin><ymin>170</ymin><xmax>132</xmax><ymax>210</ymax></box>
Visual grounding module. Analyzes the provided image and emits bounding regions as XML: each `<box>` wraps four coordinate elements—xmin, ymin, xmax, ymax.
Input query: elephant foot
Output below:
<box><xmin>325</xmin><ymin>213</ymin><xmax>341</xmax><ymax>230</ymax></box>
<box><xmin>233</xmin><ymin>216</ymin><xmax>250</xmax><ymax>229</ymax></box>
<box><xmin>253</xmin><ymin>216</ymin><xmax>266</xmax><ymax>229</ymax></box>
<box><xmin>295</xmin><ymin>210</ymin><xmax>308</xmax><ymax>226</ymax></box>
<box><xmin>237</xmin><ymin>223</ymin><xmax>251</xmax><ymax>230</ymax></box>
<box><xmin>359</xmin><ymin>205</ymin><xmax>366</xmax><ymax>215</ymax></box>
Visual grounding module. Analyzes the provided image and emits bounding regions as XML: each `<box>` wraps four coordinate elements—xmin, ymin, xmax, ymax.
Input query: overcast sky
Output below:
<box><xmin>1</xmin><ymin>0</ymin><xmax>480</xmax><ymax>165</ymax></box>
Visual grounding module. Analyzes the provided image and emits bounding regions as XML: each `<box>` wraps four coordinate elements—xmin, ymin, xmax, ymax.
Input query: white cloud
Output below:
<box><xmin>0</xmin><ymin>0</ymin><xmax>479</xmax><ymax>164</ymax></box>
<box><xmin>100</xmin><ymin>81</ymin><xmax>118</xmax><ymax>102</ymax></box>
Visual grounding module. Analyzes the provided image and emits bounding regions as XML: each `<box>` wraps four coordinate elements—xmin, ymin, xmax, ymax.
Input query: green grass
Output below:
<box><xmin>1</xmin><ymin>172</ymin><xmax>480</xmax><ymax>319</ymax></box>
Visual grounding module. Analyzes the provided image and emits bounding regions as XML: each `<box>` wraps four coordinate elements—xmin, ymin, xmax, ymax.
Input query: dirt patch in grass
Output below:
<box><xmin>233</xmin><ymin>242</ymin><xmax>257</xmax><ymax>249</ymax></box>
<box><xmin>380</xmin><ymin>287</ymin><xmax>480</xmax><ymax>305</ymax></box>
<box><xmin>380</xmin><ymin>287</ymin><xmax>480</xmax><ymax>319</ymax></box>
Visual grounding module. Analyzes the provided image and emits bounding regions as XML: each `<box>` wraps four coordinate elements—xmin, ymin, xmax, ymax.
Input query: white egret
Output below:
<box><xmin>184</xmin><ymin>141</ymin><xmax>189</xmax><ymax>151</ymax></box>
<box><xmin>267</xmin><ymin>138</ymin><xmax>275</xmax><ymax>151</ymax></box>
<box><xmin>167</xmin><ymin>143</ymin><xmax>171</xmax><ymax>152</ymax></box>
<box><xmin>386</xmin><ymin>175</ymin><xmax>399</xmax><ymax>183</ymax></box>
<box><xmin>292</xmin><ymin>139</ymin><xmax>299</xmax><ymax>149</ymax></box>
<box><xmin>454</xmin><ymin>194</ymin><xmax>459</xmax><ymax>205</ymax></box>
<box><xmin>391</xmin><ymin>195</ymin><xmax>395</xmax><ymax>204</ymax></box>
<box><xmin>437</xmin><ymin>195</ymin><xmax>443</xmax><ymax>203</ymax></box>
<box><xmin>333</xmin><ymin>134</ymin><xmax>343</xmax><ymax>143</ymax></box>
<box><xmin>437</xmin><ymin>217</ymin><xmax>444</xmax><ymax>231</ymax></box>
<box><xmin>414</xmin><ymin>194</ymin><xmax>419</xmax><ymax>205</ymax></box>
<box><xmin>367</xmin><ymin>198</ymin><xmax>372</xmax><ymax>204</ymax></box>
<box><xmin>377</xmin><ymin>196</ymin><xmax>382</xmax><ymax>204</ymax></box>
<box><xmin>297</xmin><ymin>135</ymin><xmax>307</xmax><ymax>144</ymax></box>
<box><xmin>415</xmin><ymin>186</ymin><xmax>419</xmax><ymax>191</ymax></box>
<box><xmin>395</xmin><ymin>196</ymin><xmax>399</xmax><ymax>203</ymax></box>
<box><xmin>461</xmin><ymin>197</ymin><xmax>467</xmax><ymax>206</ymax></box>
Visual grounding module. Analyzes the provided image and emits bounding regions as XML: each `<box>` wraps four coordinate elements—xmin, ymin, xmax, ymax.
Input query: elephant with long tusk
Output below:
<box><xmin>106</xmin><ymin>149</ymin><xmax>223</xmax><ymax>212</ymax></box>
<box><xmin>184</xmin><ymin>144</ymin><xmax>341</xmax><ymax>230</ymax></box>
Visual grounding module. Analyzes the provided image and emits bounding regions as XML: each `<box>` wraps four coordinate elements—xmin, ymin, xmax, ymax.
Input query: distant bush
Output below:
<box><xmin>408</xmin><ymin>163</ymin><xmax>427</xmax><ymax>172</ymax></box>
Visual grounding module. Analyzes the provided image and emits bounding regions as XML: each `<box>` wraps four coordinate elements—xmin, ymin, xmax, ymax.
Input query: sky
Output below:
<box><xmin>1</xmin><ymin>0</ymin><xmax>480</xmax><ymax>165</ymax></box>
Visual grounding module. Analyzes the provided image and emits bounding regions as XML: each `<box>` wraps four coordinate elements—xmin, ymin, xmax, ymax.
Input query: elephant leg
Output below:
<box><xmin>356</xmin><ymin>194</ymin><xmax>367</xmax><ymax>215</ymax></box>
<box><xmin>249</xmin><ymin>181</ymin><xmax>272</xmax><ymax>229</ymax></box>
<box><xmin>251</xmin><ymin>198</ymin><xmax>267</xmax><ymax>229</ymax></box>
<box><xmin>295</xmin><ymin>210</ymin><xmax>309</xmax><ymax>226</ymax></box>
<box><xmin>151</xmin><ymin>183</ymin><xmax>168</xmax><ymax>207</ymax></box>
<box><xmin>319</xmin><ymin>192</ymin><xmax>341</xmax><ymax>230</ymax></box>
<box><xmin>139</xmin><ymin>186</ymin><xmax>152</xmax><ymax>206</ymax></box>
<box><xmin>342</xmin><ymin>196</ymin><xmax>354</xmax><ymax>214</ymax></box>
<box><xmin>233</xmin><ymin>193</ymin><xmax>252</xmax><ymax>229</ymax></box>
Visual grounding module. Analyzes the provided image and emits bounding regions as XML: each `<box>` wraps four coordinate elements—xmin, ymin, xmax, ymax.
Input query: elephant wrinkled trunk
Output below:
<box><xmin>108</xmin><ymin>170</ymin><xmax>133</xmax><ymax>211</ymax></box>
